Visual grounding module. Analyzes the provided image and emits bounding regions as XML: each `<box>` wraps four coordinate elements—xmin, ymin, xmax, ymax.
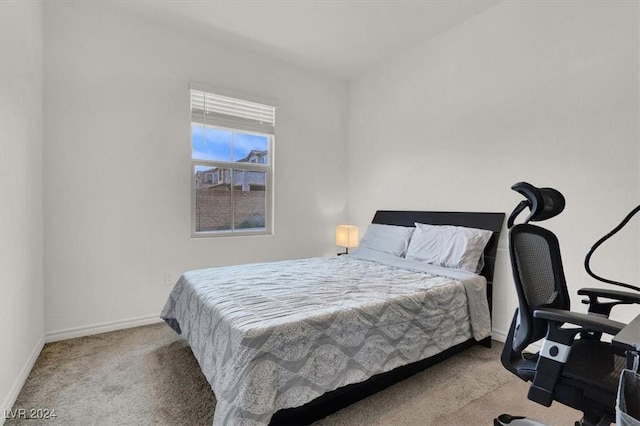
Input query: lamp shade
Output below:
<box><xmin>335</xmin><ymin>225</ymin><xmax>359</xmax><ymax>248</ymax></box>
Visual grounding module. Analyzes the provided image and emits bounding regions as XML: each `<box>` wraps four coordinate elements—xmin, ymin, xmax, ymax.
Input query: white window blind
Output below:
<box><xmin>191</xmin><ymin>89</ymin><xmax>276</xmax><ymax>135</ymax></box>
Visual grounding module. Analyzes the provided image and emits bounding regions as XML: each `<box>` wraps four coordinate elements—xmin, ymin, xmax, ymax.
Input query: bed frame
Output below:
<box><xmin>271</xmin><ymin>210</ymin><xmax>505</xmax><ymax>425</ymax></box>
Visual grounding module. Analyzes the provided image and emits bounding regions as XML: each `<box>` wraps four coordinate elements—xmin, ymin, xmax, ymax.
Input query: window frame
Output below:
<box><xmin>190</xmin><ymin>87</ymin><xmax>275</xmax><ymax>238</ymax></box>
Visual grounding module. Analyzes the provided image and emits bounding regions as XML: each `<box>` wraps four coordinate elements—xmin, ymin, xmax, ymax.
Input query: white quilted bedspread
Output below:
<box><xmin>161</xmin><ymin>252</ymin><xmax>490</xmax><ymax>425</ymax></box>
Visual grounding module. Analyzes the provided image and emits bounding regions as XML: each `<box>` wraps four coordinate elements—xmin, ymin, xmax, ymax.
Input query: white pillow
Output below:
<box><xmin>358</xmin><ymin>224</ymin><xmax>415</xmax><ymax>257</ymax></box>
<box><xmin>405</xmin><ymin>223</ymin><xmax>492</xmax><ymax>272</ymax></box>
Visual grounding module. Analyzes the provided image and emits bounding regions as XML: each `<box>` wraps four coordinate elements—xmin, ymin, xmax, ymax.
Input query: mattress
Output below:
<box><xmin>160</xmin><ymin>249</ymin><xmax>491</xmax><ymax>426</ymax></box>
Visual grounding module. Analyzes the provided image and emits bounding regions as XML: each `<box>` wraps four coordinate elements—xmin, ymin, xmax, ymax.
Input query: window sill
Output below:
<box><xmin>190</xmin><ymin>230</ymin><xmax>273</xmax><ymax>239</ymax></box>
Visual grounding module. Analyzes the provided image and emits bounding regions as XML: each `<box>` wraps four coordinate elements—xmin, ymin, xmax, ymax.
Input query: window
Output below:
<box><xmin>190</xmin><ymin>88</ymin><xmax>275</xmax><ymax>236</ymax></box>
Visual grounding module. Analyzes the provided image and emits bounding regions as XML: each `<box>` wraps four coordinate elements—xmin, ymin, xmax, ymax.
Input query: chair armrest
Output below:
<box><xmin>533</xmin><ymin>307</ymin><xmax>625</xmax><ymax>336</ymax></box>
<box><xmin>578</xmin><ymin>287</ymin><xmax>640</xmax><ymax>304</ymax></box>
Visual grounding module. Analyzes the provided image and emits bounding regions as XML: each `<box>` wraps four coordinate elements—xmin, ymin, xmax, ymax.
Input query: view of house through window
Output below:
<box><xmin>191</xmin><ymin>88</ymin><xmax>275</xmax><ymax>235</ymax></box>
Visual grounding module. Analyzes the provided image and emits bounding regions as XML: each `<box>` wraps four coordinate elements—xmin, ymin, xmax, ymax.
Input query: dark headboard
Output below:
<box><xmin>371</xmin><ymin>210</ymin><xmax>505</xmax><ymax>313</ymax></box>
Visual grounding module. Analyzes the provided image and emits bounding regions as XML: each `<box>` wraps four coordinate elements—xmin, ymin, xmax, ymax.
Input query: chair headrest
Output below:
<box><xmin>507</xmin><ymin>182</ymin><xmax>566</xmax><ymax>228</ymax></box>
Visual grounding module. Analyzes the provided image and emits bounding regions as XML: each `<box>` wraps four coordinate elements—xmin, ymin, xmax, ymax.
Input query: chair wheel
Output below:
<box><xmin>494</xmin><ymin>414</ymin><xmax>527</xmax><ymax>425</ymax></box>
<box><xmin>494</xmin><ymin>414</ymin><xmax>551</xmax><ymax>425</ymax></box>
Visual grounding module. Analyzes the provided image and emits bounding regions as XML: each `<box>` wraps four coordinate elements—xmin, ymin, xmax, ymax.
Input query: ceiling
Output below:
<box><xmin>117</xmin><ymin>0</ymin><xmax>501</xmax><ymax>81</ymax></box>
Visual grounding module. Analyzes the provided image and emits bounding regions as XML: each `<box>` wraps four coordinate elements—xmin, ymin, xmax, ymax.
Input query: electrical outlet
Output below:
<box><xmin>164</xmin><ymin>272</ymin><xmax>175</xmax><ymax>286</ymax></box>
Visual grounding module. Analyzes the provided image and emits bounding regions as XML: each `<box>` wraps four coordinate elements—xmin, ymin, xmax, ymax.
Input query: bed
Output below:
<box><xmin>161</xmin><ymin>210</ymin><xmax>505</xmax><ymax>425</ymax></box>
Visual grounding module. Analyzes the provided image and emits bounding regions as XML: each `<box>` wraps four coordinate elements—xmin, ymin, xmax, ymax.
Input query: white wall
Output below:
<box><xmin>0</xmin><ymin>0</ymin><xmax>45</xmax><ymax>418</ymax></box>
<box><xmin>348</xmin><ymin>0</ymin><xmax>640</xmax><ymax>339</ymax></box>
<box><xmin>43</xmin><ymin>2</ymin><xmax>348</xmax><ymax>338</ymax></box>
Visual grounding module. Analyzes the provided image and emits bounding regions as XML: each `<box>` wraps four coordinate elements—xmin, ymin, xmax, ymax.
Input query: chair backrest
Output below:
<box><xmin>509</xmin><ymin>223</ymin><xmax>571</xmax><ymax>352</ymax></box>
<box><xmin>503</xmin><ymin>183</ymin><xmax>628</xmax><ymax>425</ymax></box>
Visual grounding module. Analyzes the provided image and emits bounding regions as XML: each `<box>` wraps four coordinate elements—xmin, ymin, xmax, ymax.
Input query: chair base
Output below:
<box><xmin>494</xmin><ymin>413</ymin><xmax>612</xmax><ymax>426</ymax></box>
<box><xmin>494</xmin><ymin>414</ymin><xmax>550</xmax><ymax>426</ymax></box>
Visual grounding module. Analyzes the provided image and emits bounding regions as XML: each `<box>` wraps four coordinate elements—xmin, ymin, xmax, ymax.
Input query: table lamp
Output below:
<box><xmin>335</xmin><ymin>225</ymin><xmax>359</xmax><ymax>255</ymax></box>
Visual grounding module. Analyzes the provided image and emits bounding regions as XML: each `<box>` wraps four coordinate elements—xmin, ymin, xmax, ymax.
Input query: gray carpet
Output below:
<box><xmin>7</xmin><ymin>323</ymin><xmax>580</xmax><ymax>425</ymax></box>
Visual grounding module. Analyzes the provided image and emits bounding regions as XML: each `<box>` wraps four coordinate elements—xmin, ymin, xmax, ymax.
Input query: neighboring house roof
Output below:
<box><xmin>237</xmin><ymin>150</ymin><xmax>267</xmax><ymax>163</ymax></box>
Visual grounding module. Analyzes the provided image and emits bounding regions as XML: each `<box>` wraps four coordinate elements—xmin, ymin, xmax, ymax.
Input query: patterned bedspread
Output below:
<box><xmin>160</xmin><ymin>252</ymin><xmax>491</xmax><ymax>426</ymax></box>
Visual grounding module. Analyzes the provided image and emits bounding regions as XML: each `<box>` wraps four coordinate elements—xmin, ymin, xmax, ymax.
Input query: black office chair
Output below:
<box><xmin>497</xmin><ymin>182</ymin><xmax>639</xmax><ymax>426</ymax></box>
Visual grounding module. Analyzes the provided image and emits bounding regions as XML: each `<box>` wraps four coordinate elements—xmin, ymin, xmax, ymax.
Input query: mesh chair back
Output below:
<box><xmin>509</xmin><ymin>223</ymin><xmax>571</xmax><ymax>351</ymax></box>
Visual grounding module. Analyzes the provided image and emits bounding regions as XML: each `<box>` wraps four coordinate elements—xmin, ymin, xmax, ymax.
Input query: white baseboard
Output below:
<box><xmin>1</xmin><ymin>334</ymin><xmax>45</xmax><ymax>425</ymax></box>
<box><xmin>45</xmin><ymin>315</ymin><xmax>163</xmax><ymax>343</ymax></box>
<box><xmin>491</xmin><ymin>328</ymin><xmax>508</xmax><ymax>343</ymax></box>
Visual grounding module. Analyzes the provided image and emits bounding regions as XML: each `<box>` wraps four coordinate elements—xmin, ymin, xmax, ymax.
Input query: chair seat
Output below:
<box><xmin>562</xmin><ymin>339</ymin><xmax>625</xmax><ymax>395</ymax></box>
<box><xmin>512</xmin><ymin>338</ymin><xmax>625</xmax><ymax>415</ymax></box>
<box><xmin>513</xmin><ymin>352</ymin><xmax>538</xmax><ymax>382</ymax></box>
<box><xmin>516</xmin><ymin>339</ymin><xmax>624</xmax><ymax>395</ymax></box>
